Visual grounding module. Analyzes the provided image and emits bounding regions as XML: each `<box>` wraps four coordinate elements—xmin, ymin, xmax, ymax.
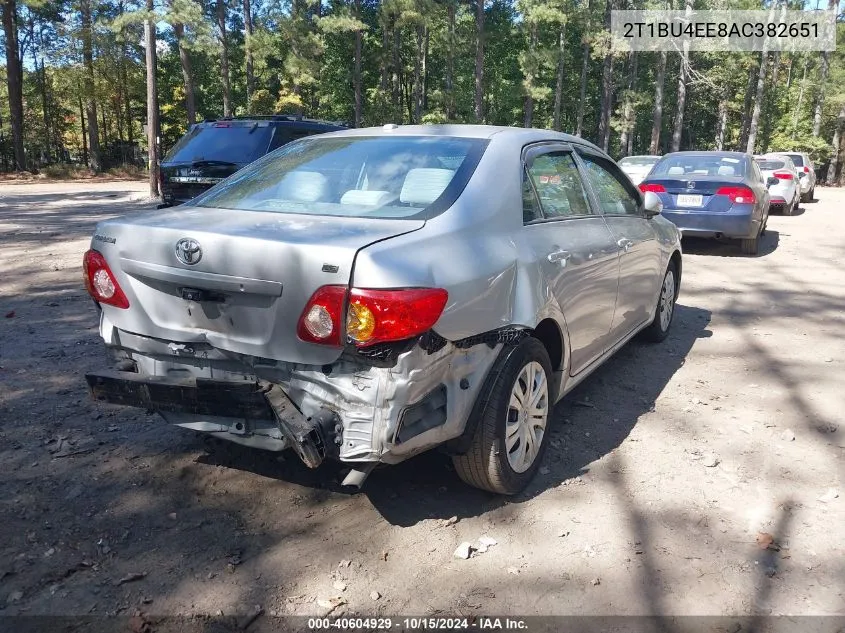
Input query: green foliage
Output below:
<box><xmin>768</xmin><ymin>131</ymin><xmax>834</xmax><ymax>164</ymax></box>
<box><xmin>1</xmin><ymin>0</ymin><xmax>843</xmax><ymax>180</ymax></box>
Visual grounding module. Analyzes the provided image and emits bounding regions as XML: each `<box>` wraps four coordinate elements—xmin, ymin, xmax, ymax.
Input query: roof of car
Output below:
<box><xmin>318</xmin><ymin>124</ymin><xmax>605</xmax><ymax>153</ymax></box>
<box><xmin>660</xmin><ymin>151</ymin><xmax>748</xmax><ymax>159</ymax></box>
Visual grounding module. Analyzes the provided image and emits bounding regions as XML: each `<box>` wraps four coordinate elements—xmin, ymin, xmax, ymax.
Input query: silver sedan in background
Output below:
<box><xmin>83</xmin><ymin>125</ymin><xmax>682</xmax><ymax>495</ymax></box>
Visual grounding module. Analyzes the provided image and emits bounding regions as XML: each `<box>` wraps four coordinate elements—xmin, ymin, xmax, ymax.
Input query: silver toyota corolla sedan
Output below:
<box><xmin>83</xmin><ymin>125</ymin><xmax>682</xmax><ymax>495</ymax></box>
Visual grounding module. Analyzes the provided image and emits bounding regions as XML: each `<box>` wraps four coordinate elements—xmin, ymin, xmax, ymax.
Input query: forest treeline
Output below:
<box><xmin>1</xmin><ymin>0</ymin><xmax>844</xmax><ymax>189</ymax></box>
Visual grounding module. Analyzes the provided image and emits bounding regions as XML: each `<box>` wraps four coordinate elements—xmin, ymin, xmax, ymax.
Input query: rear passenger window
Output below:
<box><xmin>525</xmin><ymin>153</ymin><xmax>593</xmax><ymax>219</ymax></box>
<box><xmin>579</xmin><ymin>156</ymin><xmax>640</xmax><ymax>216</ymax></box>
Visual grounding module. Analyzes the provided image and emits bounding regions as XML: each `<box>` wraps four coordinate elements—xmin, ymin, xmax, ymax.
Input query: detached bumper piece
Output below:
<box><xmin>85</xmin><ymin>371</ymin><xmax>338</xmax><ymax>469</ymax></box>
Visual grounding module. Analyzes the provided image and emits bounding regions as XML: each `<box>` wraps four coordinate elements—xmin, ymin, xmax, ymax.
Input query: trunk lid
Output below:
<box><xmin>94</xmin><ymin>207</ymin><xmax>425</xmax><ymax>365</ymax></box>
<box><xmin>645</xmin><ymin>176</ymin><xmax>747</xmax><ymax>213</ymax></box>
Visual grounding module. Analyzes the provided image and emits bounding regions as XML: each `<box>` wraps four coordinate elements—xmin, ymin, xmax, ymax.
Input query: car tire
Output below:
<box><xmin>808</xmin><ymin>186</ymin><xmax>815</xmax><ymax>202</ymax></box>
<box><xmin>741</xmin><ymin>231</ymin><xmax>760</xmax><ymax>255</ymax></box>
<box><xmin>642</xmin><ymin>261</ymin><xmax>678</xmax><ymax>343</ymax></box>
<box><xmin>783</xmin><ymin>199</ymin><xmax>794</xmax><ymax>216</ymax></box>
<box><xmin>452</xmin><ymin>337</ymin><xmax>554</xmax><ymax>495</ymax></box>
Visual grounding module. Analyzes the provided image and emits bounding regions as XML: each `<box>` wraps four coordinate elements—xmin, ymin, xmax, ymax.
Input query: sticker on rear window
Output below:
<box><xmin>721</xmin><ymin>158</ymin><xmax>740</xmax><ymax>163</ymax></box>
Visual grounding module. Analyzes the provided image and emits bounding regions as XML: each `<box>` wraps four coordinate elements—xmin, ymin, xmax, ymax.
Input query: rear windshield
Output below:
<box><xmin>164</xmin><ymin>122</ymin><xmax>274</xmax><ymax>165</ymax></box>
<box><xmin>619</xmin><ymin>156</ymin><xmax>659</xmax><ymax>166</ymax></box>
<box><xmin>755</xmin><ymin>158</ymin><xmax>787</xmax><ymax>170</ymax></box>
<box><xmin>191</xmin><ymin>136</ymin><xmax>488</xmax><ymax>220</ymax></box>
<box><xmin>651</xmin><ymin>155</ymin><xmax>746</xmax><ymax>178</ymax></box>
<box><xmin>784</xmin><ymin>153</ymin><xmax>804</xmax><ymax>166</ymax></box>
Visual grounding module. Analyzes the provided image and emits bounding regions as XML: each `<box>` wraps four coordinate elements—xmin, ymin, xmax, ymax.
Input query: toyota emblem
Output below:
<box><xmin>175</xmin><ymin>238</ymin><xmax>202</xmax><ymax>265</ymax></box>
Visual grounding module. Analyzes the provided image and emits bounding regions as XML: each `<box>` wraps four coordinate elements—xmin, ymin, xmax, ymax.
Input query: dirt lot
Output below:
<box><xmin>0</xmin><ymin>181</ymin><xmax>843</xmax><ymax>628</ymax></box>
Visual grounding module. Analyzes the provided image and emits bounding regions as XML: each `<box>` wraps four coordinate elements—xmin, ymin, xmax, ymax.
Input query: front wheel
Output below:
<box><xmin>642</xmin><ymin>262</ymin><xmax>678</xmax><ymax>342</ymax></box>
<box><xmin>452</xmin><ymin>338</ymin><xmax>554</xmax><ymax>495</ymax></box>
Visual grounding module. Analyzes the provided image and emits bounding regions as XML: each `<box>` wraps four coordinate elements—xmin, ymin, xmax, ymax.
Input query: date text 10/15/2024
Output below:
<box><xmin>307</xmin><ymin>617</ymin><xmax>529</xmax><ymax>630</ymax></box>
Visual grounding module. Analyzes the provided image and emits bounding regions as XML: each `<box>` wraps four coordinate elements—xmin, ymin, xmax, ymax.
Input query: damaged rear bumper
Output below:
<box><xmin>86</xmin><ymin>371</ymin><xmax>339</xmax><ymax>468</ymax></box>
<box><xmin>88</xmin><ymin>319</ymin><xmax>503</xmax><ymax>469</ymax></box>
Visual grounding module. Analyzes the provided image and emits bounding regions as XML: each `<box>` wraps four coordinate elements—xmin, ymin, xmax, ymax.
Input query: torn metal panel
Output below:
<box><xmin>95</xmin><ymin>324</ymin><xmax>502</xmax><ymax>465</ymax></box>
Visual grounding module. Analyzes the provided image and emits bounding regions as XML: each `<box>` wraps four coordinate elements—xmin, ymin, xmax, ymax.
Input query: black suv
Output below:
<box><xmin>159</xmin><ymin>115</ymin><xmax>346</xmax><ymax>207</ymax></box>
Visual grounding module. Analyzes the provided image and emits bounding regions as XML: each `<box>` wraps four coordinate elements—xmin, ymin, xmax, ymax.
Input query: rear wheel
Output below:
<box><xmin>783</xmin><ymin>199</ymin><xmax>794</xmax><ymax>216</ymax></box>
<box><xmin>741</xmin><ymin>231</ymin><xmax>760</xmax><ymax>255</ymax></box>
<box><xmin>801</xmin><ymin>186</ymin><xmax>814</xmax><ymax>203</ymax></box>
<box><xmin>642</xmin><ymin>262</ymin><xmax>678</xmax><ymax>343</ymax></box>
<box><xmin>452</xmin><ymin>338</ymin><xmax>553</xmax><ymax>495</ymax></box>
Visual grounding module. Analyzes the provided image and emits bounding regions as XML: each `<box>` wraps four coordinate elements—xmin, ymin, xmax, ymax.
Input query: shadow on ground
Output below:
<box><xmin>681</xmin><ymin>230</ymin><xmax>779</xmax><ymax>258</ymax></box>
<box><xmin>198</xmin><ymin>304</ymin><xmax>713</xmax><ymax>527</ymax></box>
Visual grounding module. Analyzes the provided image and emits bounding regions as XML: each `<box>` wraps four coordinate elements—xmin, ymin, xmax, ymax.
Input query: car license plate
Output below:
<box><xmin>677</xmin><ymin>194</ymin><xmax>703</xmax><ymax>207</ymax></box>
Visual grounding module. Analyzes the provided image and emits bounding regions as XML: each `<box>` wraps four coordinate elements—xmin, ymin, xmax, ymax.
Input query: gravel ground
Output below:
<box><xmin>0</xmin><ymin>181</ymin><xmax>843</xmax><ymax>630</ymax></box>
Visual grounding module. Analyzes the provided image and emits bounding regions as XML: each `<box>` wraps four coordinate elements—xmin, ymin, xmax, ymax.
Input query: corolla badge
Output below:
<box><xmin>175</xmin><ymin>238</ymin><xmax>202</xmax><ymax>265</ymax></box>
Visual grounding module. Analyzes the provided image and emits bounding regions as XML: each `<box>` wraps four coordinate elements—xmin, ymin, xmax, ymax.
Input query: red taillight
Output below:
<box><xmin>803</xmin><ymin>166</ymin><xmax>810</xmax><ymax>173</ymax></box>
<box><xmin>716</xmin><ymin>186</ymin><xmax>756</xmax><ymax>205</ymax></box>
<box><xmin>296</xmin><ymin>285</ymin><xmax>346</xmax><ymax>346</ymax></box>
<box><xmin>773</xmin><ymin>172</ymin><xmax>793</xmax><ymax>180</ymax></box>
<box><xmin>297</xmin><ymin>286</ymin><xmax>449</xmax><ymax>348</ymax></box>
<box><xmin>83</xmin><ymin>250</ymin><xmax>130</xmax><ymax>309</ymax></box>
<box><xmin>347</xmin><ymin>288</ymin><xmax>448</xmax><ymax>347</ymax></box>
<box><xmin>639</xmin><ymin>183</ymin><xmax>666</xmax><ymax>193</ymax></box>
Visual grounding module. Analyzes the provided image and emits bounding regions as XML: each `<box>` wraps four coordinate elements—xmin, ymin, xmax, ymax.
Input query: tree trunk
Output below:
<box><xmin>575</xmin><ymin>42</ymin><xmax>589</xmax><ymax>137</ymax></box>
<box><xmin>413</xmin><ymin>24</ymin><xmax>423</xmax><ymax>124</ymax></box>
<box><xmin>739</xmin><ymin>59</ymin><xmax>757</xmax><ymax>149</ymax></box>
<box><xmin>812</xmin><ymin>0</ymin><xmax>836</xmax><ymax>137</ymax></box>
<box><xmin>445</xmin><ymin>1</ymin><xmax>455</xmax><ymax>120</ymax></box>
<box><xmin>474</xmin><ymin>0</ymin><xmax>484</xmax><ymax>123</ymax></box>
<box><xmin>552</xmin><ymin>22</ymin><xmax>566</xmax><ymax>132</ymax></box>
<box><xmin>173</xmin><ymin>23</ymin><xmax>197</xmax><ymax>126</ymax></box>
<box><xmin>761</xmin><ymin>51</ymin><xmax>780</xmax><ymax>152</ymax></box>
<box><xmin>144</xmin><ymin>0</ymin><xmax>160</xmax><ymax>197</ymax></box>
<box><xmin>649</xmin><ymin>50</ymin><xmax>667</xmax><ymax>154</ymax></box>
<box><xmin>791</xmin><ymin>56</ymin><xmax>808</xmax><ymax>136</ymax></box>
<box><xmin>243</xmin><ymin>0</ymin><xmax>255</xmax><ymax>108</ymax></box>
<box><xmin>669</xmin><ymin>55</ymin><xmax>687</xmax><ymax>153</ymax></box>
<box><xmin>524</xmin><ymin>21</ymin><xmax>537</xmax><ymax>128</ymax></box>
<box><xmin>746</xmin><ymin>52</ymin><xmax>768</xmax><ymax>154</ymax></box>
<box><xmin>122</xmin><ymin>47</ymin><xmax>134</xmax><ymax>145</ymax></box>
<box><xmin>812</xmin><ymin>52</ymin><xmax>830</xmax><ymax>137</ymax></box>
<box><xmin>353</xmin><ymin>0</ymin><xmax>362</xmax><ymax>127</ymax></box>
<box><xmin>597</xmin><ymin>0</ymin><xmax>614</xmax><ymax>150</ymax></box>
<box><xmin>826</xmin><ymin>102</ymin><xmax>845</xmax><ymax>185</ymax></box>
<box><xmin>715</xmin><ymin>96</ymin><xmax>728</xmax><ymax>151</ymax></box>
<box><xmin>785</xmin><ymin>53</ymin><xmax>793</xmax><ymax>88</ymax></box>
<box><xmin>380</xmin><ymin>15</ymin><xmax>389</xmax><ymax>92</ymax></box>
<box><xmin>422</xmin><ymin>25</ymin><xmax>429</xmax><ymax>112</ymax></box>
<box><xmin>669</xmin><ymin>0</ymin><xmax>693</xmax><ymax>153</ymax></box>
<box><xmin>392</xmin><ymin>20</ymin><xmax>401</xmax><ymax>120</ymax></box>
<box><xmin>39</xmin><ymin>58</ymin><xmax>51</xmax><ymax>164</ymax></box>
<box><xmin>79</xmin><ymin>94</ymin><xmax>88</xmax><ymax>166</ymax></box>
<box><xmin>2</xmin><ymin>0</ymin><xmax>25</xmax><ymax>170</ymax></box>
<box><xmin>217</xmin><ymin>0</ymin><xmax>232</xmax><ymax>117</ymax></box>
<box><xmin>619</xmin><ymin>53</ymin><xmax>637</xmax><ymax>157</ymax></box>
<box><xmin>81</xmin><ymin>0</ymin><xmax>101</xmax><ymax>171</ymax></box>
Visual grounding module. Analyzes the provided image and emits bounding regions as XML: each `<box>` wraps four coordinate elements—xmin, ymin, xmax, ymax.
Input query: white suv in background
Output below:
<box><xmin>773</xmin><ymin>152</ymin><xmax>816</xmax><ymax>202</ymax></box>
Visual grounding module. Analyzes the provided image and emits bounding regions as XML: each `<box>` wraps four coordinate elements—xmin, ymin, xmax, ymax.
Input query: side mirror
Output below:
<box><xmin>766</xmin><ymin>176</ymin><xmax>779</xmax><ymax>187</ymax></box>
<box><xmin>643</xmin><ymin>190</ymin><xmax>663</xmax><ymax>217</ymax></box>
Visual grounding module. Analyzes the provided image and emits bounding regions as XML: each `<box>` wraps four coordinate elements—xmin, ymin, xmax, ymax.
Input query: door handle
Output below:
<box><xmin>617</xmin><ymin>238</ymin><xmax>634</xmax><ymax>252</ymax></box>
<box><xmin>547</xmin><ymin>250</ymin><xmax>572</xmax><ymax>265</ymax></box>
